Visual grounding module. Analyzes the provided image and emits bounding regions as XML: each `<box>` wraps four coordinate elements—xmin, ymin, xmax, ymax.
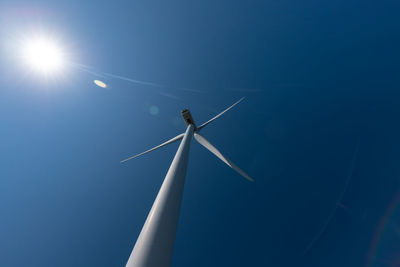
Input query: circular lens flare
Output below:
<box><xmin>94</xmin><ymin>80</ymin><xmax>107</xmax><ymax>88</ymax></box>
<box><xmin>22</xmin><ymin>37</ymin><xmax>64</xmax><ymax>74</ymax></box>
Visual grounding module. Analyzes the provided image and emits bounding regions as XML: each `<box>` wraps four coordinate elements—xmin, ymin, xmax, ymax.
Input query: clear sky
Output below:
<box><xmin>1</xmin><ymin>0</ymin><xmax>400</xmax><ymax>266</ymax></box>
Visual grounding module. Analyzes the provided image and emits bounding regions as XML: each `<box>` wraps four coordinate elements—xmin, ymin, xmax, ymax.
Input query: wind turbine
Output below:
<box><xmin>122</xmin><ymin>97</ymin><xmax>253</xmax><ymax>267</ymax></box>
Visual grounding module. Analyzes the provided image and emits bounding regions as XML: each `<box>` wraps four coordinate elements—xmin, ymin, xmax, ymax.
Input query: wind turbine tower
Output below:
<box><xmin>122</xmin><ymin>98</ymin><xmax>253</xmax><ymax>267</ymax></box>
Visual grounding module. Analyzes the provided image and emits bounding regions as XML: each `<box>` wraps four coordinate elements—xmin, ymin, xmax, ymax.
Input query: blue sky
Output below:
<box><xmin>1</xmin><ymin>0</ymin><xmax>400</xmax><ymax>266</ymax></box>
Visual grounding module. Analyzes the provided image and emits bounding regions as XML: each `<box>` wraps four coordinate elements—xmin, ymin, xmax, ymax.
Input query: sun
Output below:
<box><xmin>21</xmin><ymin>37</ymin><xmax>64</xmax><ymax>74</ymax></box>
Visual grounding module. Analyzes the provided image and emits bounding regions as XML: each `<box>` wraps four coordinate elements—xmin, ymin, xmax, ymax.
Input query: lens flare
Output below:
<box><xmin>94</xmin><ymin>80</ymin><xmax>107</xmax><ymax>88</ymax></box>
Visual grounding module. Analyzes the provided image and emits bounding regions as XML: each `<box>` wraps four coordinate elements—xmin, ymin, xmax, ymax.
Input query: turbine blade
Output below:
<box><xmin>197</xmin><ymin>97</ymin><xmax>245</xmax><ymax>131</ymax></box>
<box><xmin>194</xmin><ymin>133</ymin><xmax>254</xmax><ymax>182</ymax></box>
<box><xmin>121</xmin><ymin>133</ymin><xmax>184</xmax><ymax>163</ymax></box>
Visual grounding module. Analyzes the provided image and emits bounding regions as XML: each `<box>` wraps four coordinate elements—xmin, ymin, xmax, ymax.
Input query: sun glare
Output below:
<box><xmin>22</xmin><ymin>37</ymin><xmax>64</xmax><ymax>74</ymax></box>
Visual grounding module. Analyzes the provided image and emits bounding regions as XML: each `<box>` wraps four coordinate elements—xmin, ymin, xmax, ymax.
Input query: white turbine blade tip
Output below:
<box><xmin>197</xmin><ymin>97</ymin><xmax>245</xmax><ymax>131</ymax></box>
<box><xmin>231</xmin><ymin>163</ymin><xmax>254</xmax><ymax>182</ymax></box>
<box><xmin>194</xmin><ymin>133</ymin><xmax>254</xmax><ymax>182</ymax></box>
<box><xmin>120</xmin><ymin>153</ymin><xmax>144</xmax><ymax>163</ymax></box>
<box><xmin>121</xmin><ymin>133</ymin><xmax>184</xmax><ymax>163</ymax></box>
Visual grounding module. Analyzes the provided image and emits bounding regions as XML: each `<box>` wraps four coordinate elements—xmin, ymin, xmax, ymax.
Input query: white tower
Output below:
<box><xmin>122</xmin><ymin>98</ymin><xmax>253</xmax><ymax>267</ymax></box>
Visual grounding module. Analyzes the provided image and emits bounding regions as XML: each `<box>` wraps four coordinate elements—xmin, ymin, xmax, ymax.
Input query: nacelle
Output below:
<box><xmin>181</xmin><ymin>109</ymin><xmax>197</xmax><ymax>129</ymax></box>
